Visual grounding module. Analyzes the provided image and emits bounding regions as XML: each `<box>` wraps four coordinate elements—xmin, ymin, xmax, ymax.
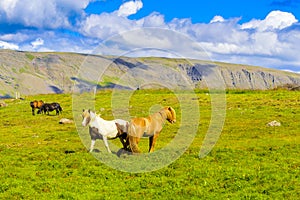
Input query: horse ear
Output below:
<box><xmin>88</xmin><ymin>109</ymin><xmax>91</xmax><ymax>113</ymax></box>
<box><xmin>168</xmin><ymin>106</ymin><xmax>172</xmax><ymax>111</ymax></box>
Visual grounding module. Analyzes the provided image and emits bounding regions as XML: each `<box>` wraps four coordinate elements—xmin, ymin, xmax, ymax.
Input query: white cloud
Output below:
<box><xmin>19</xmin><ymin>31</ymin><xmax>98</xmax><ymax>53</ymax></box>
<box><xmin>0</xmin><ymin>40</ymin><xmax>19</xmax><ymax>50</ymax></box>
<box><xmin>0</xmin><ymin>1</ymin><xmax>300</xmax><ymax>72</ymax></box>
<box><xmin>80</xmin><ymin>13</ymin><xmax>138</xmax><ymax>39</ymax></box>
<box><xmin>117</xmin><ymin>0</ymin><xmax>143</xmax><ymax>17</ymax></box>
<box><xmin>283</xmin><ymin>69</ymin><xmax>300</xmax><ymax>74</ymax></box>
<box><xmin>241</xmin><ymin>10</ymin><xmax>298</xmax><ymax>31</ymax></box>
<box><xmin>0</xmin><ymin>0</ymin><xmax>92</xmax><ymax>28</ymax></box>
<box><xmin>0</xmin><ymin>32</ymin><xmax>29</xmax><ymax>43</ymax></box>
<box><xmin>139</xmin><ymin>12</ymin><xmax>166</xmax><ymax>27</ymax></box>
<box><xmin>170</xmin><ymin>11</ymin><xmax>300</xmax><ymax>70</ymax></box>
<box><xmin>31</xmin><ymin>38</ymin><xmax>44</xmax><ymax>49</ymax></box>
<box><xmin>210</xmin><ymin>15</ymin><xmax>225</xmax><ymax>23</ymax></box>
<box><xmin>94</xmin><ymin>28</ymin><xmax>209</xmax><ymax>60</ymax></box>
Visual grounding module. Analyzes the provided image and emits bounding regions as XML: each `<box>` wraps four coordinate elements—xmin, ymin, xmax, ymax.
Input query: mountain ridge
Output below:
<box><xmin>1</xmin><ymin>49</ymin><xmax>299</xmax><ymax>97</ymax></box>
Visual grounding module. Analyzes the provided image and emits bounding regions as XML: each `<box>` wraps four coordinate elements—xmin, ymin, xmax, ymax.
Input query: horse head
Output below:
<box><xmin>82</xmin><ymin>109</ymin><xmax>91</xmax><ymax>126</ymax></box>
<box><xmin>165</xmin><ymin>106</ymin><xmax>176</xmax><ymax>124</ymax></box>
<box><xmin>82</xmin><ymin>109</ymin><xmax>99</xmax><ymax>126</ymax></box>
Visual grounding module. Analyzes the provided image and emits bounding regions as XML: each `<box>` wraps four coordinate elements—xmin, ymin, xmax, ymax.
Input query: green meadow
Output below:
<box><xmin>0</xmin><ymin>89</ymin><xmax>299</xmax><ymax>199</ymax></box>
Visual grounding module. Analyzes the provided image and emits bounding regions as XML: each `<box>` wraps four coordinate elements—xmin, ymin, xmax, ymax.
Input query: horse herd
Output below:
<box><xmin>30</xmin><ymin>100</ymin><xmax>62</xmax><ymax>115</ymax></box>
<box><xmin>81</xmin><ymin>106</ymin><xmax>176</xmax><ymax>154</ymax></box>
<box><xmin>30</xmin><ymin>100</ymin><xmax>176</xmax><ymax>154</ymax></box>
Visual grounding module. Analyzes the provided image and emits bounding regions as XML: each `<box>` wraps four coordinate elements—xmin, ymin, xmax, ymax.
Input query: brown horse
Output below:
<box><xmin>30</xmin><ymin>100</ymin><xmax>44</xmax><ymax>115</ymax></box>
<box><xmin>128</xmin><ymin>106</ymin><xmax>176</xmax><ymax>153</ymax></box>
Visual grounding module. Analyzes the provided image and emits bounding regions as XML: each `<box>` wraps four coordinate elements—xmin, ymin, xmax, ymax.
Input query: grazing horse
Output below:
<box><xmin>128</xmin><ymin>106</ymin><xmax>176</xmax><ymax>153</ymax></box>
<box><xmin>38</xmin><ymin>102</ymin><xmax>62</xmax><ymax>115</ymax></box>
<box><xmin>30</xmin><ymin>100</ymin><xmax>44</xmax><ymax>115</ymax></box>
<box><xmin>81</xmin><ymin>109</ymin><xmax>129</xmax><ymax>153</ymax></box>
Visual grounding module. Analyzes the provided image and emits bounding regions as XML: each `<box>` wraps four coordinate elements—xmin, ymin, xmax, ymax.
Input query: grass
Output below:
<box><xmin>0</xmin><ymin>89</ymin><xmax>299</xmax><ymax>199</ymax></box>
<box><xmin>25</xmin><ymin>53</ymin><xmax>35</xmax><ymax>61</ymax></box>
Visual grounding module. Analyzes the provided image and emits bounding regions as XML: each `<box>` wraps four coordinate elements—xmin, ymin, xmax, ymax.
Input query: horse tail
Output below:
<box><xmin>128</xmin><ymin>121</ymin><xmax>136</xmax><ymax>137</ymax></box>
<box><xmin>128</xmin><ymin>120</ymin><xmax>141</xmax><ymax>153</ymax></box>
<box><xmin>58</xmin><ymin>105</ymin><xmax>62</xmax><ymax>113</ymax></box>
<box><xmin>115</xmin><ymin>123</ymin><xmax>123</xmax><ymax>137</ymax></box>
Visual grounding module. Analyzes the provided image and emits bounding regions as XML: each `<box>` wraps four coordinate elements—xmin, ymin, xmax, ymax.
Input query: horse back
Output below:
<box><xmin>128</xmin><ymin>117</ymin><xmax>150</xmax><ymax>138</ymax></box>
<box><xmin>91</xmin><ymin>117</ymin><xmax>118</xmax><ymax>138</ymax></box>
<box><xmin>37</xmin><ymin>100</ymin><xmax>44</xmax><ymax>107</ymax></box>
<box><xmin>131</xmin><ymin>117</ymin><xmax>149</xmax><ymax>127</ymax></box>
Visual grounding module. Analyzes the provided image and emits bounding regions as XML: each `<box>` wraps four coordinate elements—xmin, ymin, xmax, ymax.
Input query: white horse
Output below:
<box><xmin>81</xmin><ymin>109</ymin><xmax>129</xmax><ymax>153</ymax></box>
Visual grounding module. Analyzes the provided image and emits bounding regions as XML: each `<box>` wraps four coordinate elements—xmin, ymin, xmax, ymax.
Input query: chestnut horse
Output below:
<box><xmin>30</xmin><ymin>100</ymin><xmax>44</xmax><ymax>115</ymax></box>
<box><xmin>128</xmin><ymin>106</ymin><xmax>176</xmax><ymax>153</ymax></box>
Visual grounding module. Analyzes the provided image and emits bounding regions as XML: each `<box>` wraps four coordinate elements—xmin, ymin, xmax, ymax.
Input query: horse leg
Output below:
<box><xmin>103</xmin><ymin>136</ymin><xmax>111</xmax><ymax>153</ymax></box>
<box><xmin>124</xmin><ymin>136</ymin><xmax>130</xmax><ymax>151</ymax></box>
<box><xmin>129</xmin><ymin>136</ymin><xmax>141</xmax><ymax>153</ymax></box>
<box><xmin>119</xmin><ymin>137</ymin><xmax>127</xmax><ymax>150</ymax></box>
<box><xmin>32</xmin><ymin>108</ymin><xmax>35</xmax><ymax>115</ymax></box>
<box><xmin>149</xmin><ymin>132</ymin><xmax>160</xmax><ymax>153</ymax></box>
<box><xmin>89</xmin><ymin>139</ymin><xmax>96</xmax><ymax>152</ymax></box>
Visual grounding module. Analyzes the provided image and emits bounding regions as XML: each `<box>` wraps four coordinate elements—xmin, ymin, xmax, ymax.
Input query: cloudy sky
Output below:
<box><xmin>0</xmin><ymin>0</ymin><xmax>300</xmax><ymax>72</ymax></box>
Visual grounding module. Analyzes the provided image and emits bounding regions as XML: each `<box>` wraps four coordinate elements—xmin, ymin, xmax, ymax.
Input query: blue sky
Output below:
<box><xmin>0</xmin><ymin>0</ymin><xmax>300</xmax><ymax>72</ymax></box>
<box><xmin>85</xmin><ymin>0</ymin><xmax>299</xmax><ymax>23</ymax></box>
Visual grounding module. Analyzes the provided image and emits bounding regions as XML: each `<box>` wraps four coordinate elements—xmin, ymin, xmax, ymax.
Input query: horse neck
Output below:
<box><xmin>90</xmin><ymin>115</ymin><xmax>106</xmax><ymax>127</ymax></box>
<box><xmin>157</xmin><ymin>110</ymin><xmax>168</xmax><ymax>122</ymax></box>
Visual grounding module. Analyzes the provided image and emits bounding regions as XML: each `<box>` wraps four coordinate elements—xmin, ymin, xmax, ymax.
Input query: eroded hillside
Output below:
<box><xmin>1</xmin><ymin>50</ymin><xmax>299</xmax><ymax>97</ymax></box>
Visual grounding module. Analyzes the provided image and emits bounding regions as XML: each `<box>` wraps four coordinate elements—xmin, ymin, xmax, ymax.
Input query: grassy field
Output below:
<box><xmin>0</xmin><ymin>89</ymin><xmax>299</xmax><ymax>199</ymax></box>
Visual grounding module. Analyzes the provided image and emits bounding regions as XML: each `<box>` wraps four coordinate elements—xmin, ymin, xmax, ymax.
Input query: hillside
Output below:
<box><xmin>1</xmin><ymin>49</ymin><xmax>300</xmax><ymax>97</ymax></box>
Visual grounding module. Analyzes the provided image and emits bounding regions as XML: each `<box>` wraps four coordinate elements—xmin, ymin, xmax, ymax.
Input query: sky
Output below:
<box><xmin>0</xmin><ymin>0</ymin><xmax>300</xmax><ymax>72</ymax></box>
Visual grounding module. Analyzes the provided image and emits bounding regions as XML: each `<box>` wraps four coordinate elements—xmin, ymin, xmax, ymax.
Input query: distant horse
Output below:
<box><xmin>30</xmin><ymin>100</ymin><xmax>44</xmax><ymax>115</ymax></box>
<box><xmin>38</xmin><ymin>102</ymin><xmax>62</xmax><ymax>115</ymax></box>
<box><xmin>81</xmin><ymin>109</ymin><xmax>129</xmax><ymax>153</ymax></box>
<box><xmin>128</xmin><ymin>106</ymin><xmax>176</xmax><ymax>153</ymax></box>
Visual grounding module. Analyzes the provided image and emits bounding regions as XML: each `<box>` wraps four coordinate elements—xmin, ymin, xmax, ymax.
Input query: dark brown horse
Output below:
<box><xmin>127</xmin><ymin>106</ymin><xmax>176</xmax><ymax>153</ymax></box>
<box><xmin>38</xmin><ymin>102</ymin><xmax>62</xmax><ymax>115</ymax></box>
<box><xmin>30</xmin><ymin>100</ymin><xmax>44</xmax><ymax>115</ymax></box>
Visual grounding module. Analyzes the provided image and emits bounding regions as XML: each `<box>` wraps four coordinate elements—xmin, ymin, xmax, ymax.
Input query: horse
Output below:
<box><xmin>81</xmin><ymin>109</ymin><xmax>129</xmax><ymax>153</ymax></box>
<box><xmin>128</xmin><ymin>106</ymin><xmax>176</xmax><ymax>153</ymax></box>
<box><xmin>30</xmin><ymin>100</ymin><xmax>44</xmax><ymax>115</ymax></box>
<box><xmin>38</xmin><ymin>102</ymin><xmax>62</xmax><ymax>115</ymax></box>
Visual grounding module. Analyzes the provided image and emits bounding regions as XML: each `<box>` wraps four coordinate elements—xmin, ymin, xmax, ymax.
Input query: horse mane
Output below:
<box><xmin>160</xmin><ymin>106</ymin><xmax>176</xmax><ymax>121</ymax></box>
